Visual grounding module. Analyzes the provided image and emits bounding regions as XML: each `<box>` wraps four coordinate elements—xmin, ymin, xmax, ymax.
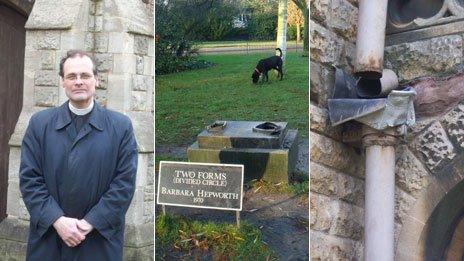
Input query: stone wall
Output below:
<box><xmin>1</xmin><ymin>0</ymin><xmax>154</xmax><ymax>260</ymax></box>
<box><xmin>311</xmin><ymin>1</ymin><xmax>464</xmax><ymax>260</ymax></box>
<box><xmin>309</xmin><ymin>0</ymin><xmax>365</xmax><ymax>259</ymax></box>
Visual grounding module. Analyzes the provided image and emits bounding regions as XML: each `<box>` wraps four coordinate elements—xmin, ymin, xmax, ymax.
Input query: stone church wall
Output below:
<box><xmin>309</xmin><ymin>0</ymin><xmax>365</xmax><ymax>259</ymax></box>
<box><xmin>0</xmin><ymin>0</ymin><xmax>154</xmax><ymax>260</ymax></box>
<box><xmin>310</xmin><ymin>1</ymin><xmax>464</xmax><ymax>259</ymax></box>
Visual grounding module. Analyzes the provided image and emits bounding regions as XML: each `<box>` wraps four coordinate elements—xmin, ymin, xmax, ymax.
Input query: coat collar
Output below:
<box><xmin>55</xmin><ymin>100</ymin><xmax>104</xmax><ymax>131</ymax></box>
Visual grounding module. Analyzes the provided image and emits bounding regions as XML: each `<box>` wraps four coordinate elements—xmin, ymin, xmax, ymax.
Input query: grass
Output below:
<box><xmin>248</xmin><ymin>173</ymin><xmax>309</xmax><ymax>196</ymax></box>
<box><xmin>155</xmin><ymin>52</ymin><xmax>308</xmax><ymax>146</ymax></box>
<box><xmin>156</xmin><ymin>214</ymin><xmax>274</xmax><ymax>260</ymax></box>
<box><xmin>197</xmin><ymin>40</ymin><xmax>301</xmax><ymax>48</ymax></box>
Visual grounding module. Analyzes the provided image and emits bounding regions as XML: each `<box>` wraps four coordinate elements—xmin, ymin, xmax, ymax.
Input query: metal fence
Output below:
<box><xmin>197</xmin><ymin>42</ymin><xmax>304</xmax><ymax>55</ymax></box>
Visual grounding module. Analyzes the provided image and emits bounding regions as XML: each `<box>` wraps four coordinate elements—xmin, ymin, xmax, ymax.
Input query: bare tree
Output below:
<box><xmin>291</xmin><ymin>0</ymin><xmax>308</xmax><ymax>53</ymax></box>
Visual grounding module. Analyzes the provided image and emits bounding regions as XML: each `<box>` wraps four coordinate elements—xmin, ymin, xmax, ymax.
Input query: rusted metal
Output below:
<box><xmin>357</xmin><ymin>69</ymin><xmax>399</xmax><ymax>98</ymax></box>
<box><xmin>354</xmin><ymin>0</ymin><xmax>389</xmax><ymax>79</ymax></box>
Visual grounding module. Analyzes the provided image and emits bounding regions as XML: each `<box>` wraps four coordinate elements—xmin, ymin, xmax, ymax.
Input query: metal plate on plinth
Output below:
<box><xmin>197</xmin><ymin>121</ymin><xmax>288</xmax><ymax>149</ymax></box>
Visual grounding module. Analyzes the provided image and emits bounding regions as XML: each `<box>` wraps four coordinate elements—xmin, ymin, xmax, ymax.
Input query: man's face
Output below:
<box><xmin>61</xmin><ymin>55</ymin><xmax>98</xmax><ymax>108</ymax></box>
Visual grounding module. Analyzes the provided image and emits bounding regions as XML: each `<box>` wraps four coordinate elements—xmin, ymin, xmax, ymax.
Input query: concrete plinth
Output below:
<box><xmin>188</xmin><ymin>129</ymin><xmax>299</xmax><ymax>183</ymax></box>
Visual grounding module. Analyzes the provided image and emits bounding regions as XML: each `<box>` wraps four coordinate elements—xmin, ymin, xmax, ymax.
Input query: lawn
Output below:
<box><xmin>156</xmin><ymin>214</ymin><xmax>274</xmax><ymax>260</ymax></box>
<box><xmin>155</xmin><ymin>52</ymin><xmax>309</xmax><ymax>146</ymax></box>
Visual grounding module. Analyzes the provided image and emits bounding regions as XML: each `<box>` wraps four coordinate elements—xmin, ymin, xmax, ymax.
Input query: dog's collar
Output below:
<box><xmin>255</xmin><ymin>68</ymin><xmax>261</xmax><ymax>74</ymax></box>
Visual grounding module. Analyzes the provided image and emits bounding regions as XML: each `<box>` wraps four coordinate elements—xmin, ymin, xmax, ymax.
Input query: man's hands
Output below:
<box><xmin>76</xmin><ymin>219</ymin><xmax>94</xmax><ymax>236</ymax></box>
<box><xmin>53</xmin><ymin>217</ymin><xmax>94</xmax><ymax>247</ymax></box>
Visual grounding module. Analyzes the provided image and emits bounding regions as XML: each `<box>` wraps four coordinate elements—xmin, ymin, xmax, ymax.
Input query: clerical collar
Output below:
<box><xmin>68</xmin><ymin>100</ymin><xmax>94</xmax><ymax>116</ymax></box>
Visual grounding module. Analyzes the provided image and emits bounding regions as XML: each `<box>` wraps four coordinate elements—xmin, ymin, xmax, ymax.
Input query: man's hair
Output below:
<box><xmin>59</xmin><ymin>50</ymin><xmax>98</xmax><ymax>77</ymax></box>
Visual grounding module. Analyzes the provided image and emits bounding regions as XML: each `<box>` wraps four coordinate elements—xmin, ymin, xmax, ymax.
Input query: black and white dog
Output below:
<box><xmin>252</xmin><ymin>48</ymin><xmax>283</xmax><ymax>84</ymax></box>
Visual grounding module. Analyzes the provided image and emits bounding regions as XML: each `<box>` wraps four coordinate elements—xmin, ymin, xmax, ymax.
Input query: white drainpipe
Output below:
<box><xmin>355</xmin><ymin>0</ymin><xmax>389</xmax><ymax>79</ymax></box>
<box><xmin>363</xmin><ymin>126</ymin><xmax>397</xmax><ymax>261</ymax></box>
<box><xmin>355</xmin><ymin>1</ymin><xmax>395</xmax><ymax>260</ymax></box>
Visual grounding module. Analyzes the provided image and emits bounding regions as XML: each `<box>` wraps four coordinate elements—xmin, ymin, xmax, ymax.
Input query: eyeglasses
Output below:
<box><xmin>64</xmin><ymin>73</ymin><xmax>94</xmax><ymax>81</ymax></box>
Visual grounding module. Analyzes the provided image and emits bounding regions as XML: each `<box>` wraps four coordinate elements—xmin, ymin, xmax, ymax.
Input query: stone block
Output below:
<box><xmin>6</xmin><ymin>181</ymin><xmax>29</xmax><ymax>220</ymax></box>
<box><xmin>395</xmin><ymin>188</ymin><xmax>416</xmax><ymax>224</ymax></box>
<box><xmin>60</xmin><ymin>31</ymin><xmax>86</xmax><ymax>51</ymax></box>
<box><xmin>84</xmin><ymin>32</ymin><xmax>94</xmax><ymax>51</ymax></box>
<box><xmin>329</xmin><ymin>200</ymin><xmax>363</xmax><ymax>240</ymax></box>
<box><xmin>311</xmin><ymin>162</ymin><xmax>365</xmax><ymax>207</ymax></box>
<box><xmin>95</xmin><ymin>89</ymin><xmax>107</xmax><ymax>107</ymax></box>
<box><xmin>25</xmin><ymin>0</ymin><xmax>84</xmax><ymax>30</ymax></box>
<box><xmin>147</xmin><ymin>36</ymin><xmax>154</xmax><ymax>57</ymax></box>
<box><xmin>135</xmin><ymin>56</ymin><xmax>144</xmax><ymax>74</ymax></box>
<box><xmin>131</xmin><ymin>91</ymin><xmax>147</xmax><ymax>111</ymax></box>
<box><xmin>310</xmin><ymin>61</ymin><xmax>335</xmax><ymax>108</ymax></box>
<box><xmin>108</xmin><ymin>32</ymin><xmax>134</xmax><ymax>53</ymax></box>
<box><xmin>143</xmin><ymin>56</ymin><xmax>153</xmax><ymax>76</ymax></box>
<box><xmin>0</xmin><ymin>217</ymin><xmax>29</xmax><ymax>242</ymax></box>
<box><xmin>310</xmin><ymin>230</ymin><xmax>359</xmax><ymax>260</ymax></box>
<box><xmin>24</xmin><ymin>50</ymin><xmax>41</xmax><ymax>71</ymax></box>
<box><xmin>328</xmin><ymin>0</ymin><xmax>358</xmax><ymax>42</ymax></box>
<box><xmin>412</xmin><ymin>73</ymin><xmax>464</xmax><ymax>118</ymax></box>
<box><xmin>97</xmin><ymin>72</ymin><xmax>108</xmax><ymax>90</ymax></box>
<box><xmin>337</xmin><ymin>171</ymin><xmax>364</xmax><ymax>206</ymax></box>
<box><xmin>0</xmin><ymin>239</ymin><xmax>27</xmax><ymax>261</ymax></box>
<box><xmin>7</xmin><ymin>147</ymin><xmax>21</xmax><ymax>180</ymax></box>
<box><xmin>310</xmin><ymin>0</ymin><xmax>330</xmax><ymax>26</ymax></box>
<box><xmin>385</xmin><ymin>35</ymin><xmax>463</xmax><ymax>82</ymax></box>
<box><xmin>40</xmin><ymin>50</ymin><xmax>55</xmax><ymax>70</ymax></box>
<box><xmin>411</xmin><ymin>121</ymin><xmax>456</xmax><ymax>172</ymax></box>
<box><xmin>395</xmin><ymin>145</ymin><xmax>430</xmax><ymax>197</ymax></box>
<box><xmin>310</xmin><ymin>132</ymin><xmax>364</xmax><ymax>178</ymax></box>
<box><xmin>123</xmin><ymin>245</ymin><xmax>154</xmax><ymax>261</ymax></box>
<box><xmin>94</xmin><ymin>53</ymin><xmax>114</xmax><ymax>72</ymax></box>
<box><xmin>134</xmin><ymin>35</ymin><xmax>149</xmax><ymax>55</ymax></box>
<box><xmin>132</xmin><ymin>74</ymin><xmax>153</xmax><ymax>91</ymax></box>
<box><xmin>113</xmin><ymin>54</ymin><xmax>136</xmax><ymax>74</ymax></box>
<box><xmin>127</xmin><ymin>111</ymin><xmax>154</xmax><ymax>153</ymax></box>
<box><xmin>30</xmin><ymin>31</ymin><xmax>60</xmax><ymax>50</ymax></box>
<box><xmin>94</xmin><ymin>16</ymin><xmax>103</xmax><ymax>32</ymax></box>
<box><xmin>310</xmin><ymin>104</ymin><xmax>342</xmax><ymax>140</ymax></box>
<box><xmin>87</xmin><ymin>15</ymin><xmax>95</xmax><ymax>31</ymax></box>
<box><xmin>143</xmin><ymin>201</ymin><xmax>153</xmax><ymax>223</ymax></box>
<box><xmin>310</xmin><ymin>162</ymin><xmax>337</xmax><ymax>197</ymax></box>
<box><xmin>95</xmin><ymin>2</ymin><xmax>103</xmax><ymax>15</ymax></box>
<box><xmin>310</xmin><ymin>21</ymin><xmax>344</xmax><ymax>66</ymax></box>
<box><xmin>94</xmin><ymin>33</ymin><xmax>108</xmax><ymax>52</ymax></box>
<box><xmin>126</xmin><ymin>189</ymin><xmax>145</xmax><ymax>225</ymax></box>
<box><xmin>144</xmin><ymin>185</ymin><xmax>153</xmax><ymax>201</ymax></box>
<box><xmin>442</xmin><ymin>102</ymin><xmax>464</xmax><ymax>150</ymax></box>
<box><xmin>135</xmin><ymin>153</ymin><xmax>149</xmax><ymax>187</ymax></box>
<box><xmin>34</xmin><ymin>86</ymin><xmax>59</xmax><ymax>107</ymax></box>
<box><xmin>310</xmin><ymin>193</ymin><xmax>332</xmax><ymax>232</ymax></box>
<box><xmin>124</xmin><ymin>222</ymin><xmax>154</xmax><ymax>247</ymax></box>
<box><xmin>34</xmin><ymin>70</ymin><xmax>58</xmax><ymax>86</ymax></box>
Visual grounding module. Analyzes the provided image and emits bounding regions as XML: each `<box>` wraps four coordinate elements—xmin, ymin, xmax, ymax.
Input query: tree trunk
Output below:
<box><xmin>276</xmin><ymin>0</ymin><xmax>288</xmax><ymax>61</ymax></box>
<box><xmin>303</xmin><ymin>8</ymin><xmax>308</xmax><ymax>54</ymax></box>
<box><xmin>296</xmin><ymin>22</ymin><xmax>301</xmax><ymax>43</ymax></box>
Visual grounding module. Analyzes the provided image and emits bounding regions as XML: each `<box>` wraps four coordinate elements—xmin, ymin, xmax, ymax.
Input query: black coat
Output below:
<box><xmin>19</xmin><ymin>101</ymin><xmax>138</xmax><ymax>261</ymax></box>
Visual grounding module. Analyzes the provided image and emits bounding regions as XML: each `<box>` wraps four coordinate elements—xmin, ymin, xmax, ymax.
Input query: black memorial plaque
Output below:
<box><xmin>157</xmin><ymin>161</ymin><xmax>244</xmax><ymax>211</ymax></box>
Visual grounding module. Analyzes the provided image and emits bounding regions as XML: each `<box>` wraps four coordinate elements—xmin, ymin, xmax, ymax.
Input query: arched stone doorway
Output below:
<box><xmin>0</xmin><ymin>0</ymin><xmax>32</xmax><ymax>221</ymax></box>
<box><xmin>394</xmin><ymin>103</ymin><xmax>464</xmax><ymax>260</ymax></box>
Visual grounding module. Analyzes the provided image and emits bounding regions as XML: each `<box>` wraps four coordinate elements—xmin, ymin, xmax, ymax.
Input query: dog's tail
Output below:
<box><xmin>276</xmin><ymin>48</ymin><xmax>282</xmax><ymax>57</ymax></box>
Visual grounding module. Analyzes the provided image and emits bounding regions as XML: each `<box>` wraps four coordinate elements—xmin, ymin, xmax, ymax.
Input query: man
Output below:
<box><xmin>19</xmin><ymin>50</ymin><xmax>138</xmax><ymax>260</ymax></box>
